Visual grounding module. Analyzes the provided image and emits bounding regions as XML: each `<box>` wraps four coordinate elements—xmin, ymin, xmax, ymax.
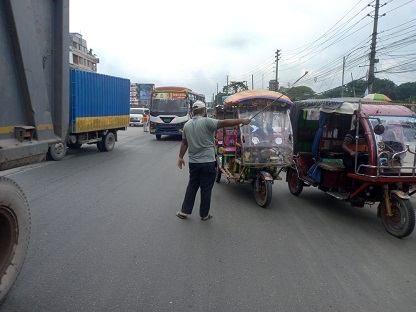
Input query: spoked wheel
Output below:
<box><xmin>253</xmin><ymin>175</ymin><xmax>272</xmax><ymax>208</ymax></box>
<box><xmin>0</xmin><ymin>177</ymin><xmax>30</xmax><ymax>304</ymax></box>
<box><xmin>380</xmin><ymin>194</ymin><xmax>415</xmax><ymax>238</ymax></box>
<box><xmin>287</xmin><ymin>168</ymin><xmax>303</xmax><ymax>196</ymax></box>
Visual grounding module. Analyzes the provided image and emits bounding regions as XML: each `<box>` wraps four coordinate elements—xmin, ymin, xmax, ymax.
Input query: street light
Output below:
<box><xmin>341</xmin><ymin>47</ymin><xmax>365</xmax><ymax>97</ymax></box>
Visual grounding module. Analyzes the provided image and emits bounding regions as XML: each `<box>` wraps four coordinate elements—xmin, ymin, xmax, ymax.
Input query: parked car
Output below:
<box><xmin>130</xmin><ymin>108</ymin><xmax>149</xmax><ymax>127</ymax></box>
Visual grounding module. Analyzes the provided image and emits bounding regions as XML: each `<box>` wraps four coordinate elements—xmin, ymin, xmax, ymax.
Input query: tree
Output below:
<box><xmin>372</xmin><ymin>78</ymin><xmax>398</xmax><ymax>99</ymax></box>
<box><xmin>396</xmin><ymin>82</ymin><xmax>416</xmax><ymax>103</ymax></box>
<box><xmin>223</xmin><ymin>81</ymin><xmax>248</xmax><ymax>95</ymax></box>
<box><xmin>285</xmin><ymin>86</ymin><xmax>315</xmax><ymax>101</ymax></box>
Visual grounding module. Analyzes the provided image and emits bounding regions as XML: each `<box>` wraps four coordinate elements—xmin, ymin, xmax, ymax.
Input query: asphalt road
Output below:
<box><xmin>1</xmin><ymin>126</ymin><xmax>416</xmax><ymax>312</ymax></box>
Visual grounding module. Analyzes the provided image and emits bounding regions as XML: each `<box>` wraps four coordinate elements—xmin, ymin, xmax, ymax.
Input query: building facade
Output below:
<box><xmin>130</xmin><ymin>83</ymin><xmax>154</xmax><ymax>108</ymax></box>
<box><xmin>69</xmin><ymin>33</ymin><xmax>99</xmax><ymax>72</ymax></box>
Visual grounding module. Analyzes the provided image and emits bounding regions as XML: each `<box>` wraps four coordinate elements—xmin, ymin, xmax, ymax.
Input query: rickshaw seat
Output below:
<box><xmin>318</xmin><ymin>161</ymin><xmax>345</xmax><ymax>172</ymax></box>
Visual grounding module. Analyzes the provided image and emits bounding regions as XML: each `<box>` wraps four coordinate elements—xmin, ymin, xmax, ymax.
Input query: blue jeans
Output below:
<box><xmin>181</xmin><ymin>162</ymin><xmax>216</xmax><ymax>218</ymax></box>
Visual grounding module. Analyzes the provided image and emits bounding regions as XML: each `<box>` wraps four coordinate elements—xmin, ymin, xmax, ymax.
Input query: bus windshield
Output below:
<box><xmin>151</xmin><ymin>98</ymin><xmax>188</xmax><ymax>116</ymax></box>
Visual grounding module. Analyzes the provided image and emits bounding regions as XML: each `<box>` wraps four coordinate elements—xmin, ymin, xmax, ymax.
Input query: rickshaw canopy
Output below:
<box><xmin>223</xmin><ymin>90</ymin><xmax>293</xmax><ymax>106</ymax></box>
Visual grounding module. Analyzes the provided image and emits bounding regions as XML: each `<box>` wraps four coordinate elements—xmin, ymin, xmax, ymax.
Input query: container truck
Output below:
<box><xmin>66</xmin><ymin>69</ymin><xmax>130</xmax><ymax>154</ymax></box>
<box><xmin>0</xmin><ymin>0</ymin><xmax>128</xmax><ymax>304</ymax></box>
<box><xmin>0</xmin><ymin>0</ymin><xmax>68</xmax><ymax>303</ymax></box>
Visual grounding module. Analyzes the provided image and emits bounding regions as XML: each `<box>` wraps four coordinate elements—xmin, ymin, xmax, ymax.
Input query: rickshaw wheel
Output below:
<box><xmin>380</xmin><ymin>194</ymin><xmax>415</xmax><ymax>238</ymax></box>
<box><xmin>215</xmin><ymin>166</ymin><xmax>221</xmax><ymax>183</ymax></box>
<box><xmin>287</xmin><ymin>168</ymin><xmax>303</xmax><ymax>196</ymax></box>
<box><xmin>253</xmin><ymin>176</ymin><xmax>272</xmax><ymax>208</ymax></box>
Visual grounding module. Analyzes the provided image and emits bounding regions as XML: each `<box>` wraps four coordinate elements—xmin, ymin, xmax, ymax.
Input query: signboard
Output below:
<box><xmin>153</xmin><ymin>92</ymin><xmax>186</xmax><ymax>100</ymax></box>
<box><xmin>139</xmin><ymin>84</ymin><xmax>154</xmax><ymax>100</ymax></box>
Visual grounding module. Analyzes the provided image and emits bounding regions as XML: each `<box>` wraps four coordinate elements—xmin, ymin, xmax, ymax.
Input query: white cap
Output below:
<box><xmin>192</xmin><ymin>101</ymin><xmax>206</xmax><ymax>109</ymax></box>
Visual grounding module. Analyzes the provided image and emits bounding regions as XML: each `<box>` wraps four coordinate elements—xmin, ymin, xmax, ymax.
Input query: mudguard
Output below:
<box><xmin>390</xmin><ymin>190</ymin><xmax>410</xmax><ymax>199</ymax></box>
<box><xmin>260</xmin><ymin>171</ymin><xmax>273</xmax><ymax>181</ymax></box>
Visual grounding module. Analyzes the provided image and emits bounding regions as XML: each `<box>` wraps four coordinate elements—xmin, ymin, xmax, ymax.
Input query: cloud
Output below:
<box><xmin>70</xmin><ymin>0</ymin><xmax>416</xmax><ymax>99</ymax></box>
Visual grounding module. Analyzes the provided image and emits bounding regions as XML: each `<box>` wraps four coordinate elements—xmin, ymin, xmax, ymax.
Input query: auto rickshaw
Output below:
<box><xmin>286</xmin><ymin>98</ymin><xmax>416</xmax><ymax>238</ymax></box>
<box><xmin>215</xmin><ymin>90</ymin><xmax>294</xmax><ymax>207</ymax></box>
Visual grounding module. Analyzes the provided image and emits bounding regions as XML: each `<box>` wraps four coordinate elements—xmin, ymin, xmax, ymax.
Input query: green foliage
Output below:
<box><xmin>285</xmin><ymin>86</ymin><xmax>315</xmax><ymax>101</ymax></box>
<box><xmin>222</xmin><ymin>81</ymin><xmax>248</xmax><ymax>95</ymax></box>
<box><xmin>216</xmin><ymin>78</ymin><xmax>416</xmax><ymax>103</ymax></box>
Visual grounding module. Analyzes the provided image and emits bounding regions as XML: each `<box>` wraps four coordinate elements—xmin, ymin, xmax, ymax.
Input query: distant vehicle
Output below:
<box><xmin>149</xmin><ymin>86</ymin><xmax>205</xmax><ymax>140</ymax></box>
<box><xmin>67</xmin><ymin>69</ymin><xmax>130</xmax><ymax>154</ymax></box>
<box><xmin>130</xmin><ymin>107</ymin><xmax>149</xmax><ymax>127</ymax></box>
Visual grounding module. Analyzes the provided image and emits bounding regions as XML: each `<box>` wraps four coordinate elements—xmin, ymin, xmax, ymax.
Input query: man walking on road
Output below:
<box><xmin>176</xmin><ymin>100</ymin><xmax>251</xmax><ymax>221</ymax></box>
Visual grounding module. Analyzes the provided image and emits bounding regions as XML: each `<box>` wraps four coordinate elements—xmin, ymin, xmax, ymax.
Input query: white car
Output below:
<box><xmin>130</xmin><ymin>108</ymin><xmax>149</xmax><ymax>127</ymax></box>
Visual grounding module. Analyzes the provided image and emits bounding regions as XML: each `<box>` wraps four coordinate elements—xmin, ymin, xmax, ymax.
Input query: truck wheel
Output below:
<box><xmin>156</xmin><ymin>135</ymin><xmax>161</xmax><ymax>140</ymax></box>
<box><xmin>47</xmin><ymin>142</ymin><xmax>67</xmax><ymax>161</ymax></box>
<box><xmin>102</xmin><ymin>132</ymin><xmax>115</xmax><ymax>152</ymax></box>
<box><xmin>97</xmin><ymin>141</ymin><xmax>104</xmax><ymax>152</ymax></box>
<box><xmin>0</xmin><ymin>177</ymin><xmax>30</xmax><ymax>304</ymax></box>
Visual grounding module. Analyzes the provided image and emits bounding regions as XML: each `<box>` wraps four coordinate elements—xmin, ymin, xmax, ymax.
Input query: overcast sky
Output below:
<box><xmin>70</xmin><ymin>0</ymin><xmax>416</xmax><ymax>100</ymax></box>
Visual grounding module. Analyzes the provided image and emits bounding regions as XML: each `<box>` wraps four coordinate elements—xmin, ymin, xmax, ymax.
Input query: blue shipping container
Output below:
<box><xmin>70</xmin><ymin>69</ymin><xmax>130</xmax><ymax>133</ymax></box>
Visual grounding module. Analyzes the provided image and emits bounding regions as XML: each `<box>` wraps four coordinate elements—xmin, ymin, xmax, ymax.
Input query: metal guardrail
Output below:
<box><xmin>356</xmin><ymin>144</ymin><xmax>416</xmax><ymax>178</ymax></box>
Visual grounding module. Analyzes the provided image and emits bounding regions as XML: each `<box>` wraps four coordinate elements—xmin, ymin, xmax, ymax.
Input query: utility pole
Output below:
<box><xmin>368</xmin><ymin>0</ymin><xmax>381</xmax><ymax>93</ymax></box>
<box><xmin>341</xmin><ymin>56</ymin><xmax>346</xmax><ymax>97</ymax></box>
<box><xmin>275</xmin><ymin>49</ymin><xmax>281</xmax><ymax>91</ymax></box>
<box><xmin>252</xmin><ymin>74</ymin><xmax>254</xmax><ymax>90</ymax></box>
<box><xmin>226</xmin><ymin>75</ymin><xmax>229</xmax><ymax>95</ymax></box>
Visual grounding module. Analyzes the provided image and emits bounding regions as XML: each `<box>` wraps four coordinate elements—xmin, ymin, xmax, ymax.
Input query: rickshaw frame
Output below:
<box><xmin>215</xmin><ymin>90</ymin><xmax>294</xmax><ymax>208</ymax></box>
<box><xmin>287</xmin><ymin>98</ymin><xmax>416</xmax><ymax>238</ymax></box>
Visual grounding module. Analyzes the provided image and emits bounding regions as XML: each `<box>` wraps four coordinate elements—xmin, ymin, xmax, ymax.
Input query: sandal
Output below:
<box><xmin>201</xmin><ymin>214</ymin><xmax>213</xmax><ymax>221</ymax></box>
<box><xmin>176</xmin><ymin>212</ymin><xmax>187</xmax><ymax>219</ymax></box>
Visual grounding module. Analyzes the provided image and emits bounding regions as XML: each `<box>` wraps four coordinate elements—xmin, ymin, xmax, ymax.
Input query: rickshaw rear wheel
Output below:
<box><xmin>253</xmin><ymin>176</ymin><xmax>272</xmax><ymax>208</ymax></box>
<box><xmin>287</xmin><ymin>168</ymin><xmax>303</xmax><ymax>196</ymax></box>
<box><xmin>380</xmin><ymin>194</ymin><xmax>415</xmax><ymax>238</ymax></box>
<box><xmin>215</xmin><ymin>166</ymin><xmax>221</xmax><ymax>183</ymax></box>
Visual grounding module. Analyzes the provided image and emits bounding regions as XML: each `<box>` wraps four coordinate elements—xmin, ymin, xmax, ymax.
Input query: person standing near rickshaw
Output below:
<box><xmin>176</xmin><ymin>101</ymin><xmax>251</xmax><ymax>221</ymax></box>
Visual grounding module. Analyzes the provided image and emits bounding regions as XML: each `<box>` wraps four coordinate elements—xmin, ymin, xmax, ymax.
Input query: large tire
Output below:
<box><xmin>253</xmin><ymin>176</ymin><xmax>272</xmax><ymax>208</ymax></box>
<box><xmin>380</xmin><ymin>194</ymin><xmax>415</xmax><ymax>238</ymax></box>
<box><xmin>156</xmin><ymin>135</ymin><xmax>161</xmax><ymax>140</ymax></box>
<box><xmin>97</xmin><ymin>141</ymin><xmax>104</xmax><ymax>152</ymax></box>
<box><xmin>47</xmin><ymin>142</ymin><xmax>67</xmax><ymax>161</ymax></box>
<box><xmin>0</xmin><ymin>177</ymin><xmax>30</xmax><ymax>304</ymax></box>
<box><xmin>101</xmin><ymin>132</ymin><xmax>116</xmax><ymax>152</ymax></box>
<box><xmin>287</xmin><ymin>168</ymin><xmax>303</xmax><ymax>196</ymax></box>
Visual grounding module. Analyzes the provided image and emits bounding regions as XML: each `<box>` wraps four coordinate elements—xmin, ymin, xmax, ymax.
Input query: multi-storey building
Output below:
<box><xmin>130</xmin><ymin>83</ymin><xmax>140</xmax><ymax>107</ymax></box>
<box><xmin>130</xmin><ymin>83</ymin><xmax>154</xmax><ymax>108</ymax></box>
<box><xmin>69</xmin><ymin>32</ymin><xmax>99</xmax><ymax>72</ymax></box>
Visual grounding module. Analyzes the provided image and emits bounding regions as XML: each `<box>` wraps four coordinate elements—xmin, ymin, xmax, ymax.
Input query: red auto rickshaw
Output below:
<box><xmin>287</xmin><ymin>98</ymin><xmax>416</xmax><ymax>238</ymax></box>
